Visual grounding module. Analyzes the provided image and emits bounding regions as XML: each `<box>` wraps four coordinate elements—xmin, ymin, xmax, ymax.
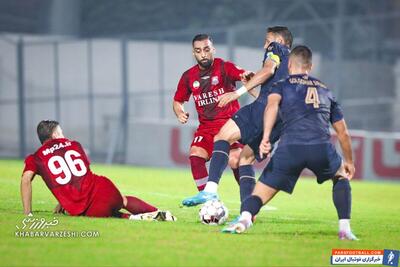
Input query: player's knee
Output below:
<box><xmin>122</xmin><ymin>196</ymin><xmax>128</xmax><ymax>207</ymax></box>
<box><xmin>214</xmin><ymin>120</ymin><xmax>239</xmax><ymax>143</ymax></box>
<box><xmin>239</xmin><ymin>154</ymin><xmax>255</xmax><ymax>166</ymax></box>
<box><xmin>238</xmin><ymin>148</ymin><xmax>256</xmax><ymax>166</ymax></box>
<box><xmin>228</xmin><ymin>153</ymin><xmax>240</xmax><ymax>169</ymax></box>
<box><xmin>189</xmin><ymin>146</ymin><xmax>209</xmax><ymax>160</ymax></box>
<box><xmin>214</xmin><ymin>132</ymin><xmax>226</xmax><ymax>142</ymax></box>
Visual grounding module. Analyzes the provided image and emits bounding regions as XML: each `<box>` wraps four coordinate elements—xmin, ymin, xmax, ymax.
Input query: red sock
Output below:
<box><xmin>119</xmin><ymin>212</ymin><xmax>131</xmax><ymax>219</ymax></box>
<box><xmin>190</xmin><ymin>156</ymin><xmax>209</xmax><ymax>191</ymax></box>
<box><xmin>124</xmin><ymin>196</ymin><xmax>158</xmax><ymax>215</ymax></box>
<box><xmin>232</xmin><ymin>168</ymin><xmax>240</xmax><ymax>185</ymax></box>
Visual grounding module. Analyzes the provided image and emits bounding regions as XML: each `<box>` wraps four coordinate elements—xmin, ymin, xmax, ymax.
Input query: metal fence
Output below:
<box><xmin>1</xmin><ymin>11</ymin><xmax>400</xmax><ymax>164</ymax></box>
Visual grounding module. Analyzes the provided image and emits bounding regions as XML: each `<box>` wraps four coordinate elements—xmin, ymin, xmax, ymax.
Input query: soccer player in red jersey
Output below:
<box><xmin>173</xmin><ymin>34</ymin><xmax>255</xmax><ymax>193</ymax></box>
<box><xmin>21</xmin><ymin>120</ymin><xmax>176</xmax><ymax>221</ymax></box>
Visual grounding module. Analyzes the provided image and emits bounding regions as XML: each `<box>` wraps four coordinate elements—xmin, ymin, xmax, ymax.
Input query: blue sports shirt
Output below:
<box><xmin>257</xmin><ymin>42</ymin><xmax>290</xmax><ymax>105</ymax></box>
<box><xmin>270</xmin><ymin>74</ymin><xmax>344</xmax><ymax>145</ymax></box>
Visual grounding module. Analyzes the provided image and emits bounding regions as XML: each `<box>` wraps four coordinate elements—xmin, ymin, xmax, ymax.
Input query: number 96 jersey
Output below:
<box><xmin>23</xmin><ymin>138</ymin><xmax>96</xmax><ymax>215</ymax></box>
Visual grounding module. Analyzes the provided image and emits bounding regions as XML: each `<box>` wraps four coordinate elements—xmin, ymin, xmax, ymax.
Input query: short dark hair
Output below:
<box><xmin>290</xmin><ymin>45</ymin><xmax>313</xmax><ymax>67</ymax></box>
<box><xmin>37</xmin><ymin>120</ymin><xmax>60</xmax><ymax>144</ymax></box>
<box><xmin>267</xmin><ymin>26</ymin><xmax>293</xmax><ymax>48</ymax></box>
<box><xmin>192</xmin><ymin>34</ymin><xmax>213</xmax><ymax>46</ymax></box>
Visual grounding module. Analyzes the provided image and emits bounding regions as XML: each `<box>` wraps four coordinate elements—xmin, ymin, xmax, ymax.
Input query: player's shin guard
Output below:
<box><xmin>332</xmin><ymin>178</ymin><xmax>352</xmax><ymax>219</ymax></box>
<box><xmin>124</xmin><ymin>196</ymin><xmax>158</xmax><ymax>215</ymax></box>
<box><xmin>240</xmin><ymin>195</ymin><xmax>263</xmax><ymax>216</ymax></box>
<box><xmin>239</xmin><ymin>165</ymin><xmax>256</xmax><ymax>203</ymax></box>
<box><xmin>207</xmin><ymin>140</ymin><xmax>230</xmax><ymax>185</ymax></box>
<box><xmin>190</xmin><ymin>156</ymin><xmax>208</xmax><ymax>191</ymax></box>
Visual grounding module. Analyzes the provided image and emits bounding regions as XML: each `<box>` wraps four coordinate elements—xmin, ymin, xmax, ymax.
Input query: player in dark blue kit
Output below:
<box><xmin>182</xmin><ymin>26</ymin><xmax>293</xmax><ymax>206</ymax></box>
<box><xmin>222</xmin><ymin>45</ymin><xmax>358</xmax><ymax>240</ymax></box>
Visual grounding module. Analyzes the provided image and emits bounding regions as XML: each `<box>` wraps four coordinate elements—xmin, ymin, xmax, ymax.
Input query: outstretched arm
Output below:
<box><xmin>332</xmin><ymin>119</ymin><xmax>355</xmax><ymax>179</ymax></box>
<box><xmin>218</xmin><ymin>60</ymin><xmax>278</xmax><ymax>107</ymax></box>
<box><xmin>173</xmin><ymin>100</ymin><xmax>189</xmax><ymax>124</ymax></box>
<box><xmin>240</xmin><ymin>71</ymin><xmax>259</xmax><ymax>98</ymax></box>
<box><xmin>259</xmin><ymin>93</ymin><xmax>281</xmax><ymax>158</ymax></box>
<box><xmin>21</xmin><ymin>171</ymin><xmax>35</xmax><ymax>215</ymax></box>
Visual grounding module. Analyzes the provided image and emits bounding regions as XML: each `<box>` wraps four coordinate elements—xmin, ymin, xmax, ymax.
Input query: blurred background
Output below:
<box><xmin>0</xmin><ymin>0</ymin><xmax>399</xmax><ymax>180</ymax></box>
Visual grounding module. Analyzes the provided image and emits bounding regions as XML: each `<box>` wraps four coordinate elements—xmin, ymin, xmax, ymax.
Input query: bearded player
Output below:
<box><xmin>173</xmin><ymin>34</ymin><xmax>255</xmax><ymax>192</ymax></box>
<box><xmin>21</xmin><ymin>120</ymin><xmax>176</xmax><ymax>221</ymax></box>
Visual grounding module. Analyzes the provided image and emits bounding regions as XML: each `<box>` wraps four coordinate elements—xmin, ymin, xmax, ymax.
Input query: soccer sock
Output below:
<box><xmin>339</xmin><ymin>219</ymin><xmax>351</xmax><ymax>233</ymax></box>
<box><xmin>204</xmin><ymin>140</ymin><xmax>230</xmax><ymax>193</ymax></box>
<box><xmin>240</xmin><ymin>195</ymin><xmax>263</xmax><ymax>216</ymax></box>
<box><xmin>119</xmin><ymin>212</ymin><xmax>131</xmax><ymax>219</ymax></box>
<box><xmin>112</xmin><ymin>211</ymin><xmax>133</xmax><ymax>219</ymax></box>
<box><xmin>332</xmin><ymin>178</ymin><xmax>352</xmax><ymax>220</ymax></box>
<box><xmin>239</xmin><ymin>165</ymin><xmax>256</xmax><ymax>203</ymax></box>
<box><xmin>190</xmin><ymin>156</ymin><xmax>208</xmax><ymax>191</ymax></box>
<box><xmin>124</xmin><ymin>196</ymin><xmax>158</xmax><ymax>215</ymax></box>
<box><xmin>239</xmin><ymin>211</ymin><xmax>253</xmax><ymax>228</ymax></box>
<box><xmin>232</xmin><ymin>168</ymin><xmax>240</xmax><ymax>185</ymax></box>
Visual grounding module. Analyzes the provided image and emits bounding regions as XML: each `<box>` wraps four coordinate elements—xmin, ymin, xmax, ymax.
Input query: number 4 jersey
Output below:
<box><xmin>269</xmin><ymin>74</ymin><xmax>344</xmax><ymax>146</ymax></box>
<box><xmin>23</xmin><ymin>138</ymin><xmax>97</xmax><ymax>215</ymax></box>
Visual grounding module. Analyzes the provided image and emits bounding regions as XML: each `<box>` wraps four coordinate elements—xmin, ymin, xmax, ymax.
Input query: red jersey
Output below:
<box><xmin>174</xmin><ymin>58</ymin><xmax>244</xmax><ymax>128</ymax></box>
<box><xmin>23</xmin><ymin>138</ymin><xmax>97</xmax><ymax>216</ymax></box>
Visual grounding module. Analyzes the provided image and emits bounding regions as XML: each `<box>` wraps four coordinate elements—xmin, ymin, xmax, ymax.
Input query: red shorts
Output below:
<box><xmin>191</xmin><ymin>125</ymin><xmax>243</xmax><ymax>158</ymax></box>
<box><xmin>83</xmin><ymin>176</ymin><xmax>124</xmax><ymax>218</ymax></box>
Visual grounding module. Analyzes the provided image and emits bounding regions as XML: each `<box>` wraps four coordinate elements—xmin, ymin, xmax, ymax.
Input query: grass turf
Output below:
<box><xmin>0</xmin><ymin>159</ymin><xmax>399</xmax><ymax>266</ymax></box>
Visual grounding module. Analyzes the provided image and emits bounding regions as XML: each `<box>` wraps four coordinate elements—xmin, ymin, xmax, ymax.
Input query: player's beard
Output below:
<box><xmin>198</xmin><ymin>58</ymin><xmax>213</xmax><ymax>69</ymax></box>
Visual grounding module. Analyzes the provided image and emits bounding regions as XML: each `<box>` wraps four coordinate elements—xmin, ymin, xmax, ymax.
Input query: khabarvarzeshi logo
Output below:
<box><xmin>15</xmin><ymin>215</ymin><xmax>100</xmax><ymax>238</ymax></box>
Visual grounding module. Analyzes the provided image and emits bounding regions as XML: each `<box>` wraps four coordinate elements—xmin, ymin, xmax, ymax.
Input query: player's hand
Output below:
<box><xmin>240</xmin><ymin>71</ymin><xmax>255</xmax><ymax>85</ymax></box>
<box><xmin>177</xmin><ymin>112</ymin><xmax>189</xmax><ymax>124</ymax></box>
<box><xmin>343</xmin><ymin>161</ymin><xmax>355</xmax><ymax>180</ymax></box>
<box><xmin>259</xmin><ymin>138</ymin><xmax>272</xmax><ymax>159</ymax></box>
<box><xmin>54</xmin><ymin>203</ymin><xmax>65</xmax><ymax>214</ymax></box>
<box><xmin>218</xmin><ymin>92</ymin><xmax>240</xmax><ymax>107</ymax></box>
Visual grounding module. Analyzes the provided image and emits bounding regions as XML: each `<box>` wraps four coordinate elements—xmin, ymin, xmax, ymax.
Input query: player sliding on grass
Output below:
<box><xmin>223</xmin><ymin>45</ymin><xmax>358</xmax><ymax>240</ymax></box>
<box><xmin>21</xmin><ymin>120</ymin><xmax>176</xmax><ymax>221</ymax></box>
<box><xmin>173</xmin><ymin>34</ymin><xmax>255</xmax><ymax>192</ymax></box>
<box><xmin>182</xmin><ymin>26</ymin><xmax>292</xmax><ymax>206</ymax></box>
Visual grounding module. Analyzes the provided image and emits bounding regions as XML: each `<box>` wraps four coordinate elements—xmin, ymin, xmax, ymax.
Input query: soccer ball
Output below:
<box><xmin>199</xmin><ymin>200</ymin><xmax>229</xmax><ymax>225</ymax></box>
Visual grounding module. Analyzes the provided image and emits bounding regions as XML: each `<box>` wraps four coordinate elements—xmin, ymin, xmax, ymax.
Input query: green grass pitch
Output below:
<box><xmin>0</xmin><ymin>159</ymin><xmax>399</xmax><ymax>266</ymax></box>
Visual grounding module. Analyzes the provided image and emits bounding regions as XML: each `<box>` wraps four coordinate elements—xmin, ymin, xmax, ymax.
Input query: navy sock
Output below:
<box><xmin>332</xmin><ymin>178</ymin><xmax>352</xmax><ymax>219</ymax></box>
<box><xmin>239</xmin><ymin>165</ymin><xmax>256</xmax><ymax>203</ymax></box>
<box><xmin>208</xmin><ymin>140</ymin><xmax>230</xmax><ymax>184</ymax></box>
<box><xmin>232</xmin><ymin>168</ymin><xmax>240</xmax><ymax>185</ymax></box>
<box><xmin>240</xmin><ymin>195</ymin><xmax>263</xmax><ymax>215</ymax></box>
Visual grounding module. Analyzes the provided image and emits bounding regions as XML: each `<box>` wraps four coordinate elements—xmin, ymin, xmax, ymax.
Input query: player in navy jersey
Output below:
<box><xmin>174</xmin><ymin>34</ymin><xmax>256</xmax><ymax>192</ymax></box>
<box><xmin>223</xmin><ymin>45</ymin><xmax>358</xmax><ymax>240</ymax></box>
<box><xmin>182</xmin><ymin>27</ymin><xmax>292</xmax><ymax>207</ymax></box>
<box><xmin>21</xmin><ymin>120</ymin><xmax>176</xmax><ymax>221</ymax></box>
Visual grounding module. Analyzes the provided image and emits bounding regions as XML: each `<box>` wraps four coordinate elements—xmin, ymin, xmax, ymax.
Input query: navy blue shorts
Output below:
<box><xmin>259</xmin><ymin>143</ymin><xmax>342</xmax><ymax>194</ymax></box>
<box><xmin>232</xmin><ymin>101</ymin><xmax>282</xmax><ymax>162</ymax></box>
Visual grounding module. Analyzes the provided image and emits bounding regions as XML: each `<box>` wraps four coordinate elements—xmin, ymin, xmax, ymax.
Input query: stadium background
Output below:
<box><xmin>0</xmin><ymin>0</ymin><xmax>399</xmax><ymax>181</ymax></box>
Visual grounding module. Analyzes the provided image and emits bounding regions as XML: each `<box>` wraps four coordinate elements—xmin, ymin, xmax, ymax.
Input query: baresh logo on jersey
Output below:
<box><xmin>193</xmin><ymin>88</ymin><xmax>225</xmax><ymax>107</ymax></box>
